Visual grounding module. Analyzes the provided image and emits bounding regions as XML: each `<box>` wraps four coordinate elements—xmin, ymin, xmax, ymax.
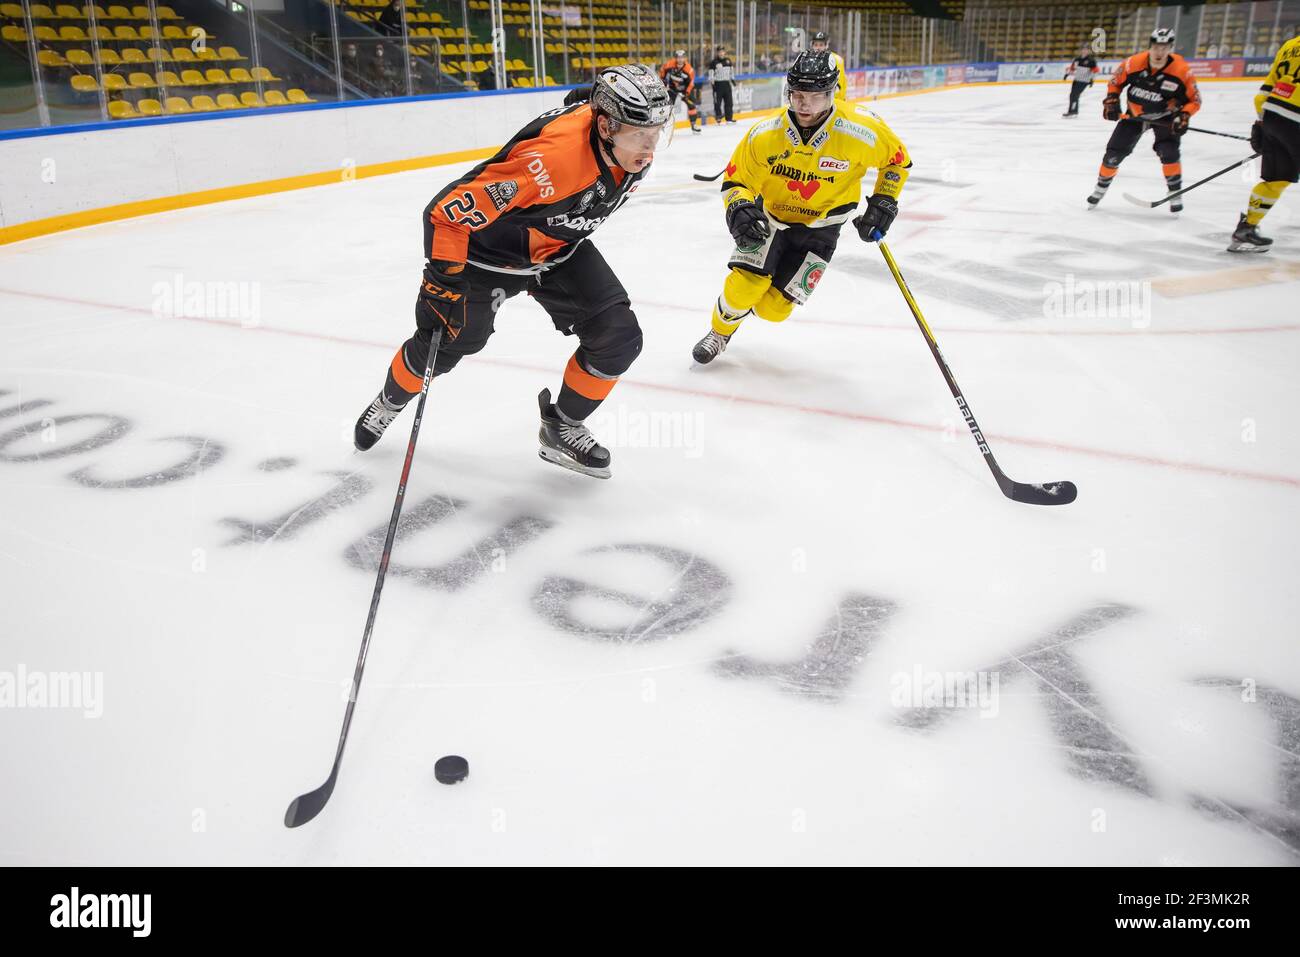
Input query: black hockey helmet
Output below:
<box><xmin>786</xmin><ymin>50</ymin><xmax>838</xmax><ymax>94</ymax></box>
<box><xmin>810</xmin><ymin>30</ymin><xmax>830</xmax><ymax>49</ymax></box>
<box><xmin>592</xmin><ymin>64</ymin><xmax>672</xmax><ymax>128</ymax></box>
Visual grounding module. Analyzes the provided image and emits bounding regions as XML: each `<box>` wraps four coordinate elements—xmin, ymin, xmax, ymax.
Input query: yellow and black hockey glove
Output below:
<box><xmin>854</xmin><ymin>194</ymin><xmax>898</xmax><ymax>243</ymax></box>
<box><xmin>724</xmin><ymin>191</ymin><xmax>770</xmax><ymax>248</ymax></box>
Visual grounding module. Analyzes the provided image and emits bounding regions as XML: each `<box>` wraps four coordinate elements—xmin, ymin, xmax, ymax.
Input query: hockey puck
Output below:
<box><xmin>434</xmin><ymin>754</ymin><xmax>469</xmax><ymax>785</ymax></box>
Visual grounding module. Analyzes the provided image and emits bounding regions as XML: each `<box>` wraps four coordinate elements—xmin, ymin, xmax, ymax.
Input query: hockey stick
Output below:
<box><xmin>694</xmin><ymin>168</ymin><xmax>726</xmax><ymax>182</ymax></box>
<box><xmin>876</xmin><ymin>241</ymin><xmax>1078</xmax><ymax>506</ymax></box>
<box><xmin>1186</xmin><ymin>126</ymin><xmax>1251</xmax><ymax>141</ymax></box>
<box><xmin>285</xmin><ymin>325</ymin><xmax>445</xmax><ymax>828</ymax></box>
<box><xmin>1122</xmin><ymin>152</ymin><xmax>1261</xmax><ymax>208</ymax></box>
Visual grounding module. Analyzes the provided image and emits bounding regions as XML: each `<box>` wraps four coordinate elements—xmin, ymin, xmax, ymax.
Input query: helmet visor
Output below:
<box><xmin>788</xmin><ymin>88</ymin><xmax>833</xmax><ymax>114</ymax></box>
<box><xmin>609</xmin><ymin>116</ymin><xmax>673</xmax><ymax>152</ymax></box>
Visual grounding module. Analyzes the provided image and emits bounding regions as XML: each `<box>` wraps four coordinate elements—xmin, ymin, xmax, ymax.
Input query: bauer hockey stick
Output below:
<box><xmin>1186</xmin><ymin>126</ymin><xmax>1251</xmax><ymax>142</ymax></box>
<box><xmin>285</xmin><ymin>325</ymin><xmax>445</xmax><ymax>828</ymax></box>
<box><xmin>876</xmin><ymin>242</ymin><xmax>1078</xmax><ymax>506</ymax></box>
<box><xmin>1123</xmin><ymin>152</ymin><xmax>1261</xmax><ymax>208</ymax></box>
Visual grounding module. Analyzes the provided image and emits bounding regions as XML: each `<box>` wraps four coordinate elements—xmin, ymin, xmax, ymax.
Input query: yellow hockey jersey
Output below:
<box><xmin>1256</xmin><ymin>34</ymin><xmax>1300</xmax><ymax>121</ymax></box>
<box><xmin>828</xmin><ymin>51</ymin><xmax>849</xmax><ymax>101</ymax></box>
<box><xmin>722</xmin><ymin>101</ymin><xmax>910</xmax><ymax>227</ymax></box>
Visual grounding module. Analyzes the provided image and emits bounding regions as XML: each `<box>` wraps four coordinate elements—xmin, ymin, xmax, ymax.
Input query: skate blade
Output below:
<box><xmin>538</xmin><ymin>446</ymin><xmax>611</xmax><ymax>480</ymax></box>
<box><xmin>1226</xmin><ymin>242</ymin><xmax>1270</xmax><ymax>253</ymax></box>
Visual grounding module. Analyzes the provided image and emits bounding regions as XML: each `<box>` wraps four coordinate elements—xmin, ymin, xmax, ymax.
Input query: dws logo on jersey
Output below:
<box><xmin>520</xmin><ymin>151</ymin><xmax>555</xmax><ymax>199</ymax></box>
<box><xmin>818</xmin><ymin>157</ymin><xmax>850</xmax><ymax>172</ymax></box>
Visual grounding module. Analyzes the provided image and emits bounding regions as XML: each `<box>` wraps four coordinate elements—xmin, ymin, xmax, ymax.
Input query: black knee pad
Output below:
<box><xmin>575</xmin><ymin>302</ymin><xmax>642</xmax><ymax>377</ymax></box>
<box><xmin>1153</xmin><ymin>139</ymin><xmax>1181</xmax><ymax>165</ymax></box>
<box><xmin>1103</xmin><ymin>147</ymin><xmax>1132</xmax><ymax>167</ymax></box>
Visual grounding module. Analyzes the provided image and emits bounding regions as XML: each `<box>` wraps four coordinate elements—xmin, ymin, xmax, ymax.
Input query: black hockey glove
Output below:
<box><xmin>563</xmin><ymin>84</ymin><xmax>593</xmax><ymax>106</ymax></box>
<box><xmin>1170</xmin><ymin>110</ymin><xmax>1190</xmax><ymax>136</ymax></box>
<box><xmin>724</xmin><ymin>192</ymin><xmax>770</xmax><ymax>248</ymax></box>
<box><xmin>1250</xmin><ymin>119</ymin><xmax>1265</xmax><ymax>153</ymax></box>
<box><xmin>853</xmin><ymin>194</ymin><xmax>898</xmax><ymax>243</ymax></box>
<box><xmin>1102</xmin><ymin>93</ymin><xmax>1121</xmax><ymax>122</ymax></box>
<box><xmin>418</xmin><ymin>260</ymin><xmax>470</xmax><ymax>340</ymax></box>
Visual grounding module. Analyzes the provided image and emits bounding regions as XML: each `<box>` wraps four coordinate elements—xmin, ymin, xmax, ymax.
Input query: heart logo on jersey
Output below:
<box><xmin>725</xmin><ymin>162</ymin><xmax>737</xmax><ymax>177</ymax></box>
<box><xmin>787</xmin><ymin>179</ymin><xmax>820</xmax><ymax>200</ymax></box>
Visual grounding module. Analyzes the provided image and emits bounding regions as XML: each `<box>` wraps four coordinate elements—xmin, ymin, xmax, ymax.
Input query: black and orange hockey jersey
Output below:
<box><xmin>425</xmin><ymin>103</ymin><xmax>646</xmax><ymax>273</ymax></box>
<box><xmin>660</xmin><ymin>59</ymin><xmax>695</xmax><ymax>94</ymax></box>
<box><xmin>1108</xmin><ymin>51</ymin><xmax>1202</xmax><ymax>118</ymax></box>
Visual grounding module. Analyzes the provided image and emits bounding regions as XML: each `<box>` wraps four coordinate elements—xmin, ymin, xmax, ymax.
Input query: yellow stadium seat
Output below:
<box><xmin>162</xmin><ymin>25</ymin><xmax>185</xmax><ymax>39</ymax></box>
<box><xmin>106</xmin><ymin>5</ymin><xmax>131</xmax><ymax>18</ymax></box>
<box><xmin>286</xmin><ymin>88</ymin><xmax>314</xmax><ymax>103</ymax></box>
<box><xmin>190</xmin><ymin>94</ymin><xmax>218</xmax><ymax>111</ymax></box>
<box><xmin>56</xmin><ymin>5</ymin><xmax>81</xmax><ymax>18</ymax></box>
<box><xmin>171</xmin><ymin>46</ymin><xmax>196</xmax><ymax>62</ymax></box>
<box><xmin>0</xmin><ymin>3</ymin><xmax>25</xmax><ymax>17</ymax></box>
<box><xmin>263</xmin><ymin>89</ymin><xmax>288</xmax><ymax>106</ymax></box>
<box><xmin>96</xmin><ymin>48</ymin><xmax>121</xmax><ymax>65</ymax></box>
<box><xmin>215</xmin><ymin>92</ymin><xmax>240</xmax><ymax>109</ymax></box>
<box><xmin>155</xmin><ymin>69</ymin><xmax>180</xmax><ymax>86</ymax></box>
<box><xmin>179</xmin><ymin>68</ymin><xmax>207</xmax><ymax>85</ymax></box>
<box><xmin>227</xmin><ymin>67</ymin><xmax>252</xmax><ymax>83</ymax></box>
<box><xmin>137</xmin><ymin>24</ymin><xmax>155</xmax><ymax>40</ymax></box>
<box><xmin>84</xmin><ymin>4</ymin><xmax>108</xmax><ymax>17</ymax></box>
<box><xmin>156</xmin><ymin>5</ymin><xmax>179</xmax><ymax>18</ymax></box>
<box><xmin>128</xmin><ymin>71</ymin><xmax>154</xmax><ymax>88</ymax></box>
<box><xmin>136</xmin><ymin>97</ymin><xmax>162</xmax><ymax>115</ymax></box>
<box><xmin>195</xmin><ymin>47</ymin><xmax>219</xmax><ymax>61</ymax></box>
<box><xmin>164</xmin><ymin>96</ymin><xmax>191</xmax><ymax>113</ymax></box>
<box><xmin>218</xmin><ymin>46</ymin><xmax>244</xmax><ymax>61</ymax></box>
<box><xmin>38</xmin><ymin>50</ymin><xmax>67</xmax><ymax>66</ymax></box>
<box><xmin>146</xmin><ymin>46</ymin><xmax>172</xmax><ymax>62</ymax></box>
<box><xmin>93</xmin><ymin>24</ymin><xmax>113</xmax><ymax>40</ymax></box>
<box><xmin>203</xmin><ymin>68</ymin><xmax>230</xmax><ymax>84</ymax></box>
<box><xmin>239</xmin><ymin>91</ymin><xmax>263</xmax><ymax>107</ymax></box>
<box><xmin>114</xmin><ymin>25</ymin><xmax>138</xmax><ymax>40</ymax></box>
<box><xmin>66</xmin><ymin>48</ymin><xmax>92</xmax><ymax>65</ymax></box>
<box><xmin>30</xmin><ymin>5</ymin><xmax>57</xmax><ymax>18</ymax></box>
<box><xmin>130</xmin><ymin>5</ymin><xmax>149</xmax><ymax>17</ymax></box>
<box><xmin>121</xmin><ymin>47</ymin><xmax>147</xmax><ymax>63</ymax></box>
<box><xmin>1</xmin><ymin>26</ymin><xmax>25</xmax><ymax>42</ymax></box>
<box><xmin>70</xmin><ymin>74</ymin><xmax>98</xmax><ymax>93</ymax></box>
<box><xmin>108</xmin><ymin>99</ymin><xmax>138</xmax><ymax>118</ymax></box>
<box><xmin>34</xmin><ymin>25</ymin><xmax>58</xmax><ymax>40</ymax></box>
<box><xmin>101</xmin><ymin>72</ymin><xmax>126</xmax><ymax>91</ymax></box>
<box><xmin>250</xmin><ymin>66</ymin><xmax>279</xmax><ymax>82</ymax></box>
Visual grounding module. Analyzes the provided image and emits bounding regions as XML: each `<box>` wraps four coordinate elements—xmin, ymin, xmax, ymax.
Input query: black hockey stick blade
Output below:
<box><xmin>1006</xmin><ymin>478</ymin><xmax>1078</xmax><ymax>506</ymax></box>
<box><xmin>285</xmin><ymin>767</ymin><xmax>338</xmax><ymax>828</ymax></box>
<box><xmin>693</xmin><ymin>168</ymin><xmax>725</xmax><ymax>182</ymax></box>
<box><xmin>1123</xmin><ymin>152</ymin><xmax>1260</xmax><ymax>207</ymax></box>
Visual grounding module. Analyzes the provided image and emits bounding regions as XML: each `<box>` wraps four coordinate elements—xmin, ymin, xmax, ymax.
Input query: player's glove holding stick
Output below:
<box><xmin>1102</xmin><ymin>93</ymin><xmax>1121</xmax><ymax>121</ymax></box>
<box><xmin>854</xmin><ymin>194</ymin><xmax>898</xmax><ymax>243</ymax></box>
<box><xmin>724</xmin><ymin>191</ymin><xmax>770</xmax><ymax>247</ymax></box>
<box><xmin>418</xmin><ymin>260</ymin><xmax>469</xmax><ymax>340</ymax></box>
<box><xmin>1168</xmin><ymin>104</ymin><xmax>1190</xmax><ymax>136</ymax></box>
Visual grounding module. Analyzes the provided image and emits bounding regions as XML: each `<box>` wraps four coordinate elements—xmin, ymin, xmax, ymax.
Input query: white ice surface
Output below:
<box><xmin>1</xmin><ymin>83</ymin><xmax>1297</xmax><ymax>865</ymax></box>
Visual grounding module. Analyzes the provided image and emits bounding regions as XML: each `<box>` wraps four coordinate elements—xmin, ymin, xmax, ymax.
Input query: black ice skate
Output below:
<box><xmin>1086</xmin><ymin>182</ymin><xmax>1110</xmax><ymax>208</ymax></box>
<box><xmin>354</xmin><ymin>392</ymin><xmax>406</xmax><ymax>451</ymax></box>
<box><xmin>692</xmin><ymin>329</ymin><xmax>732</xmax><ymax>364</ymax></box>
<box><xmin>1227</xmin><ymin>214</ymin><xmax>1273</xmax><ymax>253</ymax></box>
<box><xmin>537</xmin><ymin>389</ymin><xmax>611</xmax><ymax>479</ymax></box>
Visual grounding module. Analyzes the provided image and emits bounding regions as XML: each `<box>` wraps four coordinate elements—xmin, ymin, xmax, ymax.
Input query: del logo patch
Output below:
<box><xmin>818</xmin><ymin>157</ymin><xmax>850</xmax><ymax>172</ymax></box>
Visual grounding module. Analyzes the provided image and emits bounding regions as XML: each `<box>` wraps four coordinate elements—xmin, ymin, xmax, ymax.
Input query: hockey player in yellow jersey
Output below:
<box><xmin>692</xmin><ymin>50</ymin><xmax>910</xmax><ymax>364</ymax></box>
<box><xmin>1229</xmin><ymin>32</ymin><xmax>1300</xmax><ymax>251</ymax></box>
<box><xmin>810</xmin><ymin>31</ymin><xmax>849</xmax><ymax>102</ymax></box>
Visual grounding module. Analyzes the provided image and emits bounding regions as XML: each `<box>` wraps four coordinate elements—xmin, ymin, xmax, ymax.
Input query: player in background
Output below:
<box><xmin>1087</xmin><ymin>28</ymin><xmax>1200</xmax><ymax>212</ymax></box>
<box><xmin>809</xmin><ymin>31</ymin><xmax>848</xmax><ymax>102</ymax></box>
<box><xmin>1228</xmin><ymin>32</ymin><xmax>1300</xmax><ymax>252</ymax></box>
<box><xmin>708</xmin><ymin>44</ymin><xmax>736</xmax><ymax>125</ymax></box>
<box><xmin>1063</xmin><ymin>43</ymin><xmax>1100</xmax><ymax>117</ymax></box>
<box><xmin>692</xmin><ymin>51</ymin><xmax>910</xmax><ymax>364</ymax></box>
<box><xmin>661</xmin><ymin>50</ymin><xmax>702</xmax><ymax>133</ymax></box>
<box><xmin>352</xmin><ymin>66</ymin><xmax>672</xmax><ymax>479</ymax></box>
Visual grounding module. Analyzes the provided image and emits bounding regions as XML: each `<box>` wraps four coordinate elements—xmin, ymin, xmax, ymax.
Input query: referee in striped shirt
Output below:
<box><xmin>708</xmin><ymin>45</ymin><xmax>736</xmax><ymax>124</ymax></box>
